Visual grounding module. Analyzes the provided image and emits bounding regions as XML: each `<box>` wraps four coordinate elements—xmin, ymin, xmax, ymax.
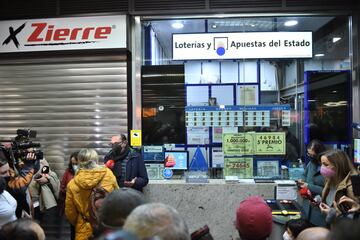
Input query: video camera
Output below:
<box><xmin>2</xmin><ymin>129</ymin><xmax>43</xmax><ymax>166</ymax></box>
<box><xmin>13</xmin><ymin>129</ymin><xmax>43</xmax><ymax>164</ymax></box>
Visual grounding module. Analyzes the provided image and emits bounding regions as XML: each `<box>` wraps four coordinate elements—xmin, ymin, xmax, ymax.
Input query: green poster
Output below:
<box><xmin>224</xmin><ymin>157</ymin><xmax>253</xmax><ymax>178</ymax></box>
<box><xmin>223</xmin><ymin>133</ymin><xmax>254</xmax><ymax>155</ymax></box>
<box><xmin>254</xmin><ymin>132</ymin><xmax>286</xmax><ymax>155</ymax></box>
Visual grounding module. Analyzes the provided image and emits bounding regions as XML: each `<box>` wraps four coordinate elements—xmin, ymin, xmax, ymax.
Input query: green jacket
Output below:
<box><xmin>302</xmin><ymin>161</ymin><xmax>325</xmax><ymax>226</ymax></box>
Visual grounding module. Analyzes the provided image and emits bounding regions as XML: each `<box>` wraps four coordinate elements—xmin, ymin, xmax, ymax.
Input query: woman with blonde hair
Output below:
<box><xmin>318</xmin><ymin>149</ymin><xmax>359</xmax><ymax>224</ymax></box>
<box><xmin>65</xmin><ymin>148</ymin><xmax>118</xmax><ymax>240</ymax></box>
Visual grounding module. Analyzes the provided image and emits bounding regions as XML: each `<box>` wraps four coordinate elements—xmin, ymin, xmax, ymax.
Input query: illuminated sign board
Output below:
<box><xmin>173</xmin><ymin>32</ymin><xmax>312</xmax><ymax>60</ymax></box>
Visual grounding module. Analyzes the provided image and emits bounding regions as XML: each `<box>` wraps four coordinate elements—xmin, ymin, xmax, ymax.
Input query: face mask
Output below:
<box><xmin>283</xmin><ymin>231</ymin><xmax>292</xmax><ymax>240</ymax></box>
<box><xmin>72</xmin><ymin>165</ymin><xmax>79</xmax><ymax>172</ymax></box>
<box><xmin>320</xmin><ymin>165</ymin><xmax>336</xmax><ymax>178</ymax></box>
<box><xmin>112</xmin><ymin>141</ymin><xmax>128</xmax><ymax>156</ymax></box>
<box><xmin>112</xmin><ymin>144</ymin><xmax>122</xmax><ymax>154</ymax></box>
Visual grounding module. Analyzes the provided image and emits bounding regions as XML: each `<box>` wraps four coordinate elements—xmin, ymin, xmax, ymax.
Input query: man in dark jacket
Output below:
<box><xmin>104</xmin><ymin>134</ymin><xmax>148</xmax><ymax>192</ymax></box>
<box><xmin>0</xmin><ymin>146</ymin><xmax>40</xmax><ymax>218</ymax></box>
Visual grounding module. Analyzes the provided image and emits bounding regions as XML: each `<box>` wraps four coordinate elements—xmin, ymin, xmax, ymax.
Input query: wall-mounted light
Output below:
<box><xmin>172</xmin><ymin>22</ymin><xmax>184</xmax><ymax>29</ymax></box>
<box><xmin>284</xmin><ymin>20</ymin><xmax>298</xmax><ymax>27</ymax></box>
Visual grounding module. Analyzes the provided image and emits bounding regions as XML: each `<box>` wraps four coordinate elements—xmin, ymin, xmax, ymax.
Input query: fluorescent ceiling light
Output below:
<box><xmin>333</xmin><ymin>37</ymin><xmax>341</xmax><ymax>43</ymax></box>
<box><xmin>332</xmin><ymin>90</ymin><xmax>338</xmax><ymax>93</ymax></box>
<box><xmin>172</xmin><ymin>22</ymin><xmax>184</xmax><ymax>29</ymax></box>
<box><xmin>315</xmin><ymin>53</ymin><xmax>325</xmax><ymax>57</ymax></box>
<box><xmin>211</xmin><ymin>24</ymin><xmax>217</xmax><ymax>29</ymax></box>
<box><xmin>284</xmin><ymin>20</ymin><xmax>298</xmax><ymax>27</ymax></box>
<box><xmin>324</xmin><ymin>102</ymin><xmax>338</xmax><ymax>107</ymax></box>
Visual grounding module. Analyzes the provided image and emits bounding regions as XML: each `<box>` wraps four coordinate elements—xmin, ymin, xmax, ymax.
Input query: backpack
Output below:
<box><xmin>87</xmin><ymin>175</ymin><xmax>108</xmax><ymax>231</ymax></box>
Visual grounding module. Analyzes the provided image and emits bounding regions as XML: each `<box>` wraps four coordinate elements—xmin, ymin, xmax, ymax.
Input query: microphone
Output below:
<box><xmin>313</xmin><ymin>195</ymin><xmax>322</xmax><ymax>205</ymax></box>
<box><xmin>299</xmin><ymin>187</ymin><xmax>312</xmax><ymax>199</ymax></box>
<box><xmin>105</xmin><ymin>159</ymin><xmax>115</xmax><ymax>169</ymax></box>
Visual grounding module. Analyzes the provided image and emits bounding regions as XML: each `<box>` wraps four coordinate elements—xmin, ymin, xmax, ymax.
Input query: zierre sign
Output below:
<box><xmin>27</xmin><ymin>23</ymin><xmax>112</xmax><ymax>42</ymax></box>
<box><xmin>173</xmin><ymin>32</ymin><xmax>312</xmax><ymax>60</ymax></box>
<box><xmin>0</xmin><ymin>15</ymin><xmax>126</xmax><ymax>53</ymax></box>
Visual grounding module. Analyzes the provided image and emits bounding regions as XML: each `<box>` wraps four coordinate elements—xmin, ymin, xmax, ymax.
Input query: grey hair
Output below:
<box><xmin>77</xmin><ymin>148</ymin><xmax>99</xmax><ymax>169</ymax></box>
<box><xmin>123</xmin><ymin>203</ymin><xmax>190</xmax><ymax>240</ymax></box>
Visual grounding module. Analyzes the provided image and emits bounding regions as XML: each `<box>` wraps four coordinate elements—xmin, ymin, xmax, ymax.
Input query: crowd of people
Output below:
<box><xmin>0</xmin><ymin>135</ymin><xmax>359</xmax><ymax>240</ymax></box>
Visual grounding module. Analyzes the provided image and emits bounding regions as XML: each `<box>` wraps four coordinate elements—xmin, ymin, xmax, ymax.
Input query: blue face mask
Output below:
<box><xmin>72</xmin><ymin>165</ymin><xmax>79</xmax><ymax>172</ymax></box>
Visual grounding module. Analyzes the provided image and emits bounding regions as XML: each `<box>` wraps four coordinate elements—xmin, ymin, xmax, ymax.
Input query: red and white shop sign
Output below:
<box><xmin>0</xmin><ymin>15</ymin><xmax>127</xmax><ymax>53</ymax></box>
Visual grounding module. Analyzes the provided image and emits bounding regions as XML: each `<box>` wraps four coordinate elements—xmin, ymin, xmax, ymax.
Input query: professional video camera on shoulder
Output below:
<box><xmin>11</xmin><ymin>129</ymin><xmax>43</xmax><ymax>166</ymax></box>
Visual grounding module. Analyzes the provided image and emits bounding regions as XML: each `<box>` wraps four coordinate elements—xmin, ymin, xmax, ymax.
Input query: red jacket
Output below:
<box><xmin>60</xmin><ymin>169</ymin><xmax>74</xmax><ymax>195</ymax></box>
<box><xmin>59</xmin><ymin>169</ymin><xmax>74</xmax><ymax>215</ymax></box>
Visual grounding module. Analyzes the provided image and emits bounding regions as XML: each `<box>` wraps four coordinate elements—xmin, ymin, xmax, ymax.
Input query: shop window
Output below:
<box><xmin>305</xmin><ymin>71</ymin><xmax>351</xmax><ymax>144</ymax></box>
<box><xmin>141</xmin><ymin>15</ymin><xmax>351</xmax><ymax>179</ymax></box>
<box><xmin>141</xmin><ymin>65</ymin><xmax>186</xmax><ymax>144</ymax></box>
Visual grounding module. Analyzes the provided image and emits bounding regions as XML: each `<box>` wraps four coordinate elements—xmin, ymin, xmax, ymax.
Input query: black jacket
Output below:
<box><xmin>104</xmin><ymin>149</ymin><xmax>148</xmax><ymax>192</ymax></box>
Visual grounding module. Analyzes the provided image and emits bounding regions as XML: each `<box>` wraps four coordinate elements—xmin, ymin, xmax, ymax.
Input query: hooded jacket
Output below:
<box><xmin>65</xmin><ymin>166</ymin><xmax>118</xmax><ymax>240</ymax></box>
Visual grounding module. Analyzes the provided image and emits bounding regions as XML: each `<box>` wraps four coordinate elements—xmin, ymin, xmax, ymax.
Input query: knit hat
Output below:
<box><xmin>235</xmin><ymin>196</ymin><xmax>273</xmax><ymax>240</ymax></box>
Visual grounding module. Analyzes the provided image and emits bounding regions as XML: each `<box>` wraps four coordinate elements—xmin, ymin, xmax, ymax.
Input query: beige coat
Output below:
<box><xmin>322</xmin><ymin>170</ymin><xmax>359</xmax><ymax>211</ymax></box>
<box><xmin>29</xmin><ymin>160</ymin><xmax>60</xmax><ymax>212</ymax></box>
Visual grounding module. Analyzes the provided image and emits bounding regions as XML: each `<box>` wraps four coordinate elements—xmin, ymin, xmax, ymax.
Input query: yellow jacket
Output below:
<box><xmin>65</xmin><ymin>166</ymin><xmax>119</xmax><ymax>240</ymax></box>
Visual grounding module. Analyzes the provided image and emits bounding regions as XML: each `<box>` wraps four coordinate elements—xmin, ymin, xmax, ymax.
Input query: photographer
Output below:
<box><xmin>29</xmin><ymin>159</ymin><xmax>59</xmax><ymax>221</ymax></box>
<box><xmin>1</xmin><ymin>131</ymin><xmax>41</xmax><ymax>218</ymax></box>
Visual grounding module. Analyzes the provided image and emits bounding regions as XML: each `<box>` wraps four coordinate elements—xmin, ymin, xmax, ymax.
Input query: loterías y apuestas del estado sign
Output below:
<box><xmin>0</xmin><ymin>15</ymin><xmax>127</xmax><ymax>53</ymax></box>
<box><xmin>172</xmin><ymin>32</ymin><xmax>313</xmax><ymax>60</ymax></box>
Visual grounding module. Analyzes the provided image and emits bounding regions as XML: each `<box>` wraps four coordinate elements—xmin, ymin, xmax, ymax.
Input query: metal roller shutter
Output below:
<box><xmin>0</xmin><ymin>56</ymin><xmax>128</xmax><ymax>175</ymax></box>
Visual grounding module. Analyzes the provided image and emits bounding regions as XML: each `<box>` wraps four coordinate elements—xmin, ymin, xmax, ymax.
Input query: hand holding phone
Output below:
<box><xmin>338</xmin><ymin>196</ymin><xmax>360</xmax><ymax>213</ymax></box>
<box><xmin>338</xmin><ymin>202</ymin><xmax>351</xmax><ymax>214</ymax></box>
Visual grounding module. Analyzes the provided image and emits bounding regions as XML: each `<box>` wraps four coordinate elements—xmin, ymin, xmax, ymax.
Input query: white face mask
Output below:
<box><xmin>283</xmin><ymin>231</ymin><xmax>293</xmax><ymax>240</ymax></box>
<box><xmin>72</xmin><ymin>165</ymin><xmax>79</xmax><ymax>172</ymax></box>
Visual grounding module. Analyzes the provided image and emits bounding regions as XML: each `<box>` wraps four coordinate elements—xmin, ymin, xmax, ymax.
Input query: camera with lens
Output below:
<box><xmin>11</xmin><ymin>129</ymin><xmax>43</xmax><ymax>166</ymax></box>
